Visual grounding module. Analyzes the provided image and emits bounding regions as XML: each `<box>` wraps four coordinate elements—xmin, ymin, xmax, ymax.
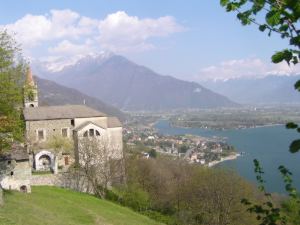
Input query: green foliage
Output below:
<box><xmin>241</xmin><ymin>160</ymin><xmax>287</xmax><ymax>225</ymax></box>
<box><xmin>220</xmin><ymin>0</ymin><xmax>300</xmax><ymax>66</ymax></box>
<box><xmin>148</xmin><ymin>149</ymin><xmax>157</xmax><ymax>158</ymax></box>
<box><xmin>241</xmin><ymin>160</ymin><xmax>300</xmax><ymax>225</ymax></box>
<box><xmin>281</xmin><ymin>198</ymin><xmax>300</xmax><ymax>224</ymax></box>
<box><xmin>123</xmin><ymin>156</ymin><xmax>257</xmax><ymax>225</ymax></box>
<box><xmin>179</xmin><ymin>144</ymin><xmax>189</xmax><ymax>153</ymax></box>
<box><xmin>0</xmin><ymin>30</ymin><xmax>26</xmax><ymax>153</ymax></box>
<box><xmin>46</xmin><ymin>135</ymin><xmax>74</xmax><ymax>153</ymax></box>
<box><xmin>121</xmin><ymin>186</ymin><xmax>150</xmax><ymax>212</ymax></box>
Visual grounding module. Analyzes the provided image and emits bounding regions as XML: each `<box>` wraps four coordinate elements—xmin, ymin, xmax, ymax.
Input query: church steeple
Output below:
<box><xmin>24</xmin><ymin>67</ymin><xmax>39</xmax><ymax>108</ymax></box>
<box><xmin>26</xmin><ymin>67</ymin><xmax>35</xmax><ymax>87</ymax></box>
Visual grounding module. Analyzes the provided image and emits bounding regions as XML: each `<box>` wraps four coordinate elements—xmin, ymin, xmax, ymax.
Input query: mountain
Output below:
<box><xmin>36</xmin><ymin>76</ymin><xmax>127</xmax><ymax>121</ymax></box>
<box><xmin>33</xmin><ymin>54</ymin><xmax>237</xmax><ymax>111</ymax></box>
<box><xmin>201</xmin><ymin>75</ymin><xmax>300</xmax><ymax>105</ymax></box>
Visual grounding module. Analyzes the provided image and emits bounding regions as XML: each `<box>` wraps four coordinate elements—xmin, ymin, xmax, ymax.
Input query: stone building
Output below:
<box><xmin>23</xmin><ymin>68</ymin><xmax>123</xmax><ymax>173</ymax></box>
<box><xmin>0</xmin><ymin>144</ymin><xmax>32</xmax><ymax>193</ymax></box>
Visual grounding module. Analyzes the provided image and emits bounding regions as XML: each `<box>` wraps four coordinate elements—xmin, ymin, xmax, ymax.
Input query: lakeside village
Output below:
<box><xmin>123</xmin><ymin>123</ymin><xmax>241</xmax><ymax>167</ymax></box>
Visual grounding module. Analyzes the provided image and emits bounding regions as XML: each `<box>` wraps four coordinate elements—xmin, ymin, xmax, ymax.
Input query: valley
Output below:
<box><xmin>168</xmin><ymin>105</ymin><xmax>300</xmax><ymax>130</ymax></box>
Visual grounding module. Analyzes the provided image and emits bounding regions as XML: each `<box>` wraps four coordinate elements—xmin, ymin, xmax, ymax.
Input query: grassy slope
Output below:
<box><xmin>0</xmin><ymin>186</ymin><xmax>162</xmax><ymax>225</ymax></box>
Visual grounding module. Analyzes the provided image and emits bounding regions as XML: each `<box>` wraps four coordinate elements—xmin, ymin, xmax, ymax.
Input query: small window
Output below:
<box><xmin>38</xmin><ymin>130</ymin><xmax>45</xmax><ymax>141</ymax></box>
<box><xmin>89</xmin><ymin>129</ymin><xmax>94</xmax><ymax>137</ymax></box>
<box><xmin>10</xmin><ymin>171</ymin><xmax>14</xmax><ymax>176</ymax></box>
<box><xmin>64</xmin><ymin>156</ymin><xmax>69</xmax><ymax>166</ymax></box>
<box><xmin>7</xmin><ymin>160</ymin><xmax>11</xmax><ymax>165</ymax></box>
<box><xmin>96</xmin><ymin>130</ymin><xmax>100</xmax><ymax>136</ymax></box>
<box><xmin>71</xmin><ymin>119</ymin><xmax>75</xmax><ymax>126</ymax></box>
<box><xmin>62</xmin><ymin>128</ymin><xmax>68</xmax><ymax>137</ymax></box>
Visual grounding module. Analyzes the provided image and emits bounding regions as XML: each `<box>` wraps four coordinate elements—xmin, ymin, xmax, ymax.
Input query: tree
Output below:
<box><xmin>220</xmin><ymin>0</ymin><xmax>300</xmax><ymax>69</ymax></box>
<box><xmin>220</xmin><ymin>1</ymin><xmax>300</xmax><ymax>224</ymax></box>
<box><xmin>77</xmin><ymin>137</ymin><xmax>124</xmax><ymax>198</ymax></box>
<box><xmin>123</xmin><ymin>155</ymin><xmax>258</xmax><ymax>225</ymax></box>
<box><xmin>46</xmin><ymin>135</ymin><xmax>74</xmax><ymax>154</ymax></box>
<box><xmin>0</xmin><ymin>30</ymin><xmax>26</xmax><ymax>153</ymax></box>
<box><xmin>0</xmin><ymin>30</ymin><xmax>26</xmax><ymax>205</ymax></box>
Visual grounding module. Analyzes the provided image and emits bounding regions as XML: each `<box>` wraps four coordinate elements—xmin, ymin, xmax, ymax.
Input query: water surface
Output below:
<box><xmin>155</xmin><ymin>120</ymin><xmax>300</xmax><ymax>194</ymax></box>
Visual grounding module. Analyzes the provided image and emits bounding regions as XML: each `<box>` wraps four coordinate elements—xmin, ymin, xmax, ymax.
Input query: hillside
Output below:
<box><xmin>0</xmin><ymin>186</ymin><xmax>162</xmax><ymax>225</ymax></box>
<box><xmin>33</xmin><ymin>54</ymin><xmax>238</xmax><ymax>111</ymax></box>
<box><xmin>201</xmin><ymin>75</ymin><xmax>300</xmax><ymax>105</ymax></box>
<box><xmin>36</xmin><ymin>76</ymin><xmax>127</xmax><ymax>121</ymax></box>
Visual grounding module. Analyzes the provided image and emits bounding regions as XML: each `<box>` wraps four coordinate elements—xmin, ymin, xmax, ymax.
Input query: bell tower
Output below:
<box><xmin>24</xmin><ymin>67</ymin><xmax>39</xmax><ymax>108</ymax></box>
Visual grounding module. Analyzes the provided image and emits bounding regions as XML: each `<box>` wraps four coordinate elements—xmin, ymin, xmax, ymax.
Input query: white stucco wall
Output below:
<box><xmin>107</xmin><ymin>127</ymin><xmax>123</xmax><ymax>159</ymax></box>
<box><xmin>74</xmin><ymin>117</ymin><xmax>108</xmax><ymax>129</ymax></box>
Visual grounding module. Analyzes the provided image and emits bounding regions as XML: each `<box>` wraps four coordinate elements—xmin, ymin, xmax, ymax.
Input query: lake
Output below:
<box><xmin>155</xmin><ymin>120</ymin><xmax>300</xmax><ymax>194</ymax></box>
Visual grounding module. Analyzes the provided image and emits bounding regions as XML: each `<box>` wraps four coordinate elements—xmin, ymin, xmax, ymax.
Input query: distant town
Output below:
<box><xmin>124</xmin><ymin>116</ymin><xmax>239</xmax><ymax>166</ymax></box>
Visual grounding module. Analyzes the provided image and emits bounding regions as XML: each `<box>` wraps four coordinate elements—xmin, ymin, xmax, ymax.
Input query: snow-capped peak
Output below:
<box><xmin>32</xmin><ymin>51</ymin><xmax>115</xmax><ymax>73</ymax></box>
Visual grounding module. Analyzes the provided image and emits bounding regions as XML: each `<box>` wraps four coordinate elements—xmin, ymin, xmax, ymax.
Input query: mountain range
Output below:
<box><xmin>33</xmin><ymin>54</ymin><xmax>237</xmax><ymax>111</ymax></box>
<box><xmin>201</xmin><ymin>75</ymin><xmax>300</xmax><ymax>105</ymax></box>
<box><xmin>36</xmin><ymin>76</ymin><xmax>127</xmax><ymax>120</ymax></box>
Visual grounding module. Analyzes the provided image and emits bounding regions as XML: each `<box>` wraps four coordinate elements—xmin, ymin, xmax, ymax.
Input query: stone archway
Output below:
<box><xmin>34</xmin><ymin>150</ymin><xmax>55</xmax><ymax>172</ymax></box>
<box><xmin>39</xmin><ymin>155</ymin><xmax>51</xmax><ymax>170</ymax></box>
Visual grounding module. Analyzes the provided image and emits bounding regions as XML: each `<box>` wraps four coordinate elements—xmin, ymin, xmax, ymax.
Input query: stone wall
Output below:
<box><xmin>0</xmin><ymin>160</ymin><xmax>32</xmax><ymax>193</ymax></box>
<box><xmin>30</xmin><ymin>174</ymin><xmax>59</xmax><ymax>186</ymax></box>
<box><xmin>26</xmin><ymin>119</ymin><xmax>73</xmax><ymax>144</ymax></box>
<box><xmin>31</xmin><ymin>172</ymin><xmax>94</xmax><ymax>194</ymax></box>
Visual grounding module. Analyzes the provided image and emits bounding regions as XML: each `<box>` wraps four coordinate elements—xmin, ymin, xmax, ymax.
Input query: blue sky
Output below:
<box><xmin>0</xmin><ymin>0</ymin><xmax>298</xmax><ymax>81</ymax></box>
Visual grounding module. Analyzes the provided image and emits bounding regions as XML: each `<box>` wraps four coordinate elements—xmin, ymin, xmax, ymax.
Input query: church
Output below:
<box><xmin>23</xmin><ymin>68</ymin><xmax>123</xmax><ymax>174</ymax></box>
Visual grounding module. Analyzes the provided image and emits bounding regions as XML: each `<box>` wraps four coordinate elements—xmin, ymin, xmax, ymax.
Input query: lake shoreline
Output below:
<box><xmin>169</xmin><ymin>122</ymin><xmax>284</xmax><ymax>131</ymax></box>
<box><xmin>208</xmin><ymin>153</ymin><xmax>241</xmax><ymax>167</ymax></box>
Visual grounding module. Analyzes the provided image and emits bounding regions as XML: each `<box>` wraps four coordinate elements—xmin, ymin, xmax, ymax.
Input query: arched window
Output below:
<box><xmin>83</xmin><ymin>131</ymin><xmax>88</xmax><ymax>137</ymax></box>
<box><xmin>83</xmin><ymin>129</ymin><xmax>101</xmax><ymax>137</ymax></box>
<box><xmin>89</xmin><ymin>129</ymin><xmax>94</xmax><ymax>137</ymax></box>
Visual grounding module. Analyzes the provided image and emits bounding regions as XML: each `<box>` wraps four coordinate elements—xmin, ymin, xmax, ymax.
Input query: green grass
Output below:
<box><xmin>0</xmin><ymin>186</ymin><xmax>163</xmax><ymax>225</ymax></box>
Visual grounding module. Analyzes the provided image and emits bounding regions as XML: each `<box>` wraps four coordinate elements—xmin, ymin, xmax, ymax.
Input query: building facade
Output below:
<box><xmin>0</xmin><ymin>144</ymin><xmax>32</xmax><ymax>193</ymax></box>
<box><xmin>23</xmin><ymin>68</ymin><xmax>123</xmax><ymax>173</ymax></box>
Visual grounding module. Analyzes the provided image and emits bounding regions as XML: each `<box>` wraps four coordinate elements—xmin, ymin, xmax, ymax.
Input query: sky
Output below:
<box><xmin>0</xmin><ymin>0</ymin><xmax>299</xmax><ymax>81</ymax></box>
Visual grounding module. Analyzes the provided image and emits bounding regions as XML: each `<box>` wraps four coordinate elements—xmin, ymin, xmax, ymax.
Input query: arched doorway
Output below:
<box><xmin>20</xmin><ymin>185</ymin><xmax>27</xmax><ymax>193</ymax></box>
<box><xmin>34</xmin><ymin>150</ymin><xmax>55</xmax><ymax>171</ymax></box>
<box><xmin>38</xmin><ymin>155</ymin><xmax>51</xmax><ymax>171</ymax></box>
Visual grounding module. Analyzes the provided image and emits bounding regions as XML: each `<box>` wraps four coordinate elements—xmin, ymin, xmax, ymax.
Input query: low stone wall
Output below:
<box><xmin>30</xmin><ymin>172</ymin><xmax>94</xmax><ymax>194</ymax></box>
<box><xmin>30</xmin><ymin>174</ymin><xmax>60</xmax><ymax>186</ymax></box>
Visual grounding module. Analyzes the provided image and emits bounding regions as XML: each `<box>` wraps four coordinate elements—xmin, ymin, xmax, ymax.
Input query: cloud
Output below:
<box><xmin>98</xmin><ymin>11</ymin><xmax>184</xmax><ymax>53</ymax></box>
<box><xmin>1</xmin><ymin>9</ymin><xmax>184</xmax><ymax>58</ymax></box>
<box><xmin>48</xmin><ymin>39</ymin><xmax>95</xmax><ymax>56</ymax></box>
<box><xmin>196</xmin><ymin>58</ymin><xmax>300</xmax><ymax>81</ymax></box>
